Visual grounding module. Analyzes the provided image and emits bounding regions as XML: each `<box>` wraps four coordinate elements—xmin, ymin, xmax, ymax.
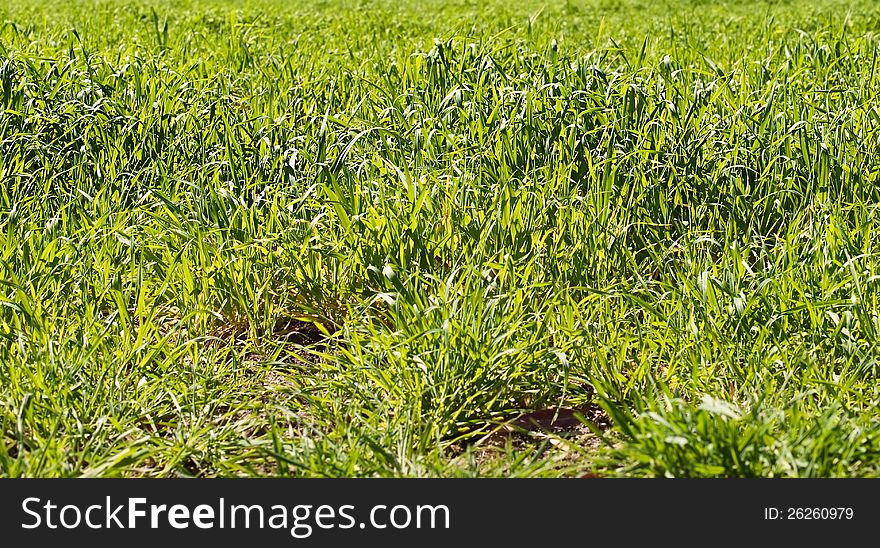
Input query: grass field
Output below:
<box><xmin>2</xmin><ymin>0</ymin><xmax>880</xmax><ymax>477</ymax></box>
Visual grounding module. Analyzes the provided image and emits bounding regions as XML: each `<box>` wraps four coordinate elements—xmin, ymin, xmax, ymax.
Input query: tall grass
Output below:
<box><xmin>1</xmin><ymin>0</ymin><xmax>879</xmax><ymax>477</ymax></box>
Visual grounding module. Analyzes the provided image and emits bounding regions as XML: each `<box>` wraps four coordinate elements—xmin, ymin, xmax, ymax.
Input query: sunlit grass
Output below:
<box><xmin>1</xmin><ymin>0</ymin><xmax>879</xmax><ymax>477</ymax></box>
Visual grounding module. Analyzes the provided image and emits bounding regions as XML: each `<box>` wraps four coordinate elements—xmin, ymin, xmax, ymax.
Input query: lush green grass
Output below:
<box><xmin>1</xmin><ymin>0</ymin><xmax>880</xmax><ymax>477</ymax></box>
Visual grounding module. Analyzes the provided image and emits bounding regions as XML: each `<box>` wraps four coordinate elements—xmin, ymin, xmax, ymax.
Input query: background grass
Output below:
<box><xmin>1</xmin><ymin>0</ymin><xmax>879</xmax><ymax>477</ymax></box>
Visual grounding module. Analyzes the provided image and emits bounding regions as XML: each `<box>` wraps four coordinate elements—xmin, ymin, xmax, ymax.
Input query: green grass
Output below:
<box><xmin>1</xmin><ymin>0</ymin><xmax>880</xmax><ymax>477</ymax></box>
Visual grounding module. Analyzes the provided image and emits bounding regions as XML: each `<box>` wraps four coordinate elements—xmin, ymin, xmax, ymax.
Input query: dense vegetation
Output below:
<box><xmin>1</xmin><ymin>0</ymin><xmax>879</xmax><ymax>477</ymax></box>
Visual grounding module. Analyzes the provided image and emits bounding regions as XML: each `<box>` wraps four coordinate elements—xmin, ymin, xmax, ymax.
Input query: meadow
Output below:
<box><xmin>1</xmin><ymin>0</ymin><xmax>879</xmax><ymax>477</ymax></box>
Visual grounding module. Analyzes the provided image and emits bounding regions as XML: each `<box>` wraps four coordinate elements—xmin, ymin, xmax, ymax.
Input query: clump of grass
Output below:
<box><xmin>1</xmin><ymin>0</ymin><xmax>879</xmax><ymax>477</ymax></box>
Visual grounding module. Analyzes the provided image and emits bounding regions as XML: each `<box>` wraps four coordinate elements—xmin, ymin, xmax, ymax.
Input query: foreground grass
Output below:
<box><xmin>1</xmin><ymin>0</ymin><xmax>879</xmax><ymax>477</ymax></box>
